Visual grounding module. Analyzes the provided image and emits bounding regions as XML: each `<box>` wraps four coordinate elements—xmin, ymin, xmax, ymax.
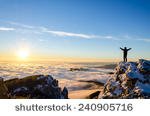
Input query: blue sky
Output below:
<box><xmin>0</xmin><ymin>0</ymin><xmax>150</xmax><ymax>61</ymax></box>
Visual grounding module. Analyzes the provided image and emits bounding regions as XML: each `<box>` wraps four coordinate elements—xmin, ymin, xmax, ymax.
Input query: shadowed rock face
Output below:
<box><xmin>0</xmin><ymin>77</ymin><xmax>9</xmax><ymax>98</ymax></box>
<box><xmin>99</xmin><ymin>59</ymin><xmax>150</xmax><ymax>99</ymax></box>
<box><xmin>0</xmin><ymin>75</ymin><xmax>68</xmax><ymax>99</ymax></box>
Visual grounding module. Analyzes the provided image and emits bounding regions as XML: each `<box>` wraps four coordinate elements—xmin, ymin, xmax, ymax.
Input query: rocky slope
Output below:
<box><xmin>0</xmin><ymin>75</ymin><xmax>68</xmax><ymax>99</ymax></box>
<box><xmin>98</xmin><ymin>59</ymin><xmax>150</xmax><ymax>99</ymax></box>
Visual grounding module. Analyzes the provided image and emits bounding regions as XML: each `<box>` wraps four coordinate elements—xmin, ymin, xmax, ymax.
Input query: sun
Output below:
<box><xmin>17</xmin><ymin>50</ymin><xmax>29</xmax><ymax>60</ymax></box>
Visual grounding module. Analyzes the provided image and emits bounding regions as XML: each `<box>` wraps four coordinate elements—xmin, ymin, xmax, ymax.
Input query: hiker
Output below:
<box><xmin>120</xmin><ymin>47</ymin><xmax>131</xmax><ymax>62</ymax></box>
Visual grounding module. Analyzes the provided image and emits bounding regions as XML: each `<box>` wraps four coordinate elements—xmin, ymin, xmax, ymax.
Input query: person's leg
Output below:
<box><xmin>125</xmin><ymin>57</ymin><xmax>127</xmax><ymax>62</ymax></box>
<box><xmin>124</xmin><ymin>53</ymin><xmax>127</xmax><ymax>62</ymax></box>
<box><xmin>123</xmin><ymin>55</ymin><xmax>125</xmax><ymax>62</ymax></box>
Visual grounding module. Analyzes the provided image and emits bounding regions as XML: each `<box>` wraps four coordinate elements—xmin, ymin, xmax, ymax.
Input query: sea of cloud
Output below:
<box><xmin>0</xmin><ymin>62</ymin><xmax>113</xmax><ymax>91</ymax></box>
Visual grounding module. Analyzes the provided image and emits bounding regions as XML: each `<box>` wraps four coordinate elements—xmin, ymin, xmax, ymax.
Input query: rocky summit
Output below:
<box><xmin>99</xmin><ymin>59</ymin><xmax>150</xmax><ymax>99</ymax></box>
<box><xmin>0</xmin><ymin>75</ymin><xmax>68</xmax><ymax>99</ymax></box>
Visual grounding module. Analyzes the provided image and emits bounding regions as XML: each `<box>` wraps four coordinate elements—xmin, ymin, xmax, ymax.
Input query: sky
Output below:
<box><xmin>0</xmin><ymin>0</ymin><xmax>150</xmax><ymax>62</ymax></box>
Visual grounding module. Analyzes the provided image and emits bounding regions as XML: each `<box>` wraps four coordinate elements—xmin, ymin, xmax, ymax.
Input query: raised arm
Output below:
<box><xmin>127</xmin><ymin>48</ymin><xmax>131</xmax><ymax>51</ymax></box>
<box><xmin>120</xmin><ymin>47</ymin><xmax>124</xmax><ymax>50</ymax></box>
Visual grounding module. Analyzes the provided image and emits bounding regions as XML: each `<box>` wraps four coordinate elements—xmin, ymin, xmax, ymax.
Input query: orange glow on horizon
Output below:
<box><xmin>0</xmin><ymin>52</ymin><xmax>142</xmax><ymax>63</ymax></box>
<box><xmin>0</xmin><ymin>54</ymin><xmax>138</xmax><ymax>63</ymax></box>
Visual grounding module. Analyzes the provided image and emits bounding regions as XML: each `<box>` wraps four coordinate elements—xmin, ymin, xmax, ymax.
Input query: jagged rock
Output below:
<box><xmin>138</xmin><ymin>59</ymin><xmax>150</xmax><ymax>74</ymax></box>
<box><xmin>0</xmin><ymin>77</ymin><xmax>9</xmax><ymax>98</ymax></box>
<box><xmin>62</xmin><ymin>87</ymin><xmax>68</xmax><ymax>99</ymax></box>
<box><xmin>99</xmin><ymin>59</ymin><xmax>150</xmax><ymax>99</ymax></box>
<box><xmin>12</xmin><ymin>87</ymin><xmax>30</xmax><ymax>97</ymax></box>
<box><xmin>4</xmin><ymin>75</ymin><xmax>68</xmax><ymax>99</ymax></box>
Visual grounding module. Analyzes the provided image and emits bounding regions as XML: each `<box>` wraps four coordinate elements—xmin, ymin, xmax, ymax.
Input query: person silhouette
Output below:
<box><xmin>120</xmin><ymin>47</ymin><xmax>131</xmax><ymax>62</ymax></box>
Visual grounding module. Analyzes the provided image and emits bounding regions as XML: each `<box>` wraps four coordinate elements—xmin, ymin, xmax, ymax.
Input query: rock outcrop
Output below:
<box><xmin>0</xmin><ymin>75</ymin><xmax>68</xmax><ymax>99</ymax></box>
<box><xmin>99</xmin><ymin>59</ymin><xmax>150</xmax><ymax>99</ymax></box>
<box><xmin>0</xmin><ymin>77</ymin><xmax>9</xmax><ymax>98</ymax></box>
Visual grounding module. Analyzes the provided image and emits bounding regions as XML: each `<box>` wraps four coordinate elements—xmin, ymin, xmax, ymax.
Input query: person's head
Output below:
<box><xmin>124</xmin><ymin>47</ymin><xmax>127</xmax><ymax>49</ymax></box>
